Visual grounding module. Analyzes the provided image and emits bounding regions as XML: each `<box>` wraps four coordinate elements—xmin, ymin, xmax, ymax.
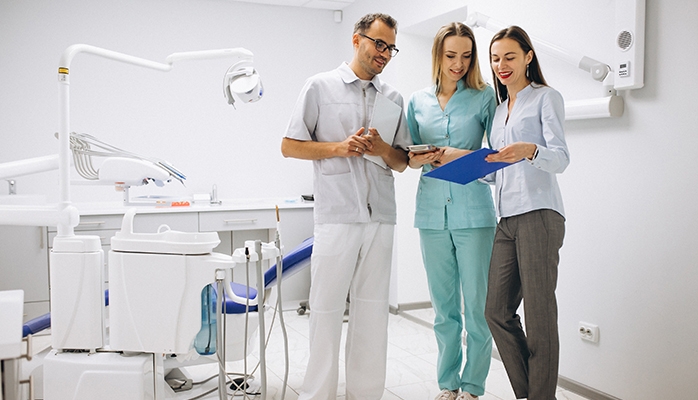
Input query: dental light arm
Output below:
<box><xmin>0</xmin><ymin>155</ymin><xmax>60</xmax><ymax>181</ymax></box>
<box><xmin>465</xmin><ymin>12</ymin><xmax>611</xmax><ymax>82</ymax></box>
<box><xmin>466</xmin><ymin>11</ymin><xmax>624</xmax><ymax>120</ymax></box>
<box><xmin>59</xmin><ymin>45</ymin><xmax>255</xmax><ymax>74</ymax></box>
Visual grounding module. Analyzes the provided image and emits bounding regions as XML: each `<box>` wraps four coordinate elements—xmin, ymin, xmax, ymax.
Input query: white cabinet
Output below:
<box><xmin>199</xmin><ymin>209</ymin><xmax>276</xmax><ymax>232</ymax></box>
<box><xmin>0</xmin><ymin>226</ymin><xmax>49</xmax><ymax>322</ymax></box>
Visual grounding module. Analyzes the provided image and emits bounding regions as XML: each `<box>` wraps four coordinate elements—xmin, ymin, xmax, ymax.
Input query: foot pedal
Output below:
<box><xmin>230</xmin><ymin>377</ymin><xmax>249</xmax><ymax>391</ymax></box>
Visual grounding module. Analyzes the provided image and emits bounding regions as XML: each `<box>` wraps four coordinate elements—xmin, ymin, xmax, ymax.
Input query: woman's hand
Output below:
<box><xmin>486</xmin><ymin>142</ymin><xmax>537</xmax><ymax>163</ymax></box>
<box><xmin>438</xmin><ymin>146</ymin><xmax>472</xmax><ymax>166</ymax></box>
<box><xmin>408</xmin><ymin>147</ymin><xmax>444</xmax><ymax>168</ymax></box>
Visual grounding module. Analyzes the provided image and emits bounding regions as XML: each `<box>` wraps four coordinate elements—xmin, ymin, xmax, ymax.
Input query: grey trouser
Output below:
<box><xmin>485</xmin><ymin>209</ymin><xmax>565</xmax><ymax>400</ymax></box>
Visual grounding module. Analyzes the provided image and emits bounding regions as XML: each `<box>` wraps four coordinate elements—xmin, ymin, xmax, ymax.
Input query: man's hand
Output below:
<box><xmin>362</xmin><ymin>127</ymin><xmax>390</xmax><ymax>157</ymax></box>
<box><xmin>340</xmin><ymin>127</ymin><xmax>374</xmax><ymax>157</ymax></box>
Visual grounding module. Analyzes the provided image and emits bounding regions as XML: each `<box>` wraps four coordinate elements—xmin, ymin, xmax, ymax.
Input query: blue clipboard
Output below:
<box><xmin>424</xmin><ymin>148</ymin><xmax>515</xmax><ymax>185</ymax></box>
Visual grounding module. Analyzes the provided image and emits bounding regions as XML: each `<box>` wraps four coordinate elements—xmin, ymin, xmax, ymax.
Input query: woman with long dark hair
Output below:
<box><xmin>484</xmin><ymin>26</ymin><xmax>570</xmax><ymax>400</ymax></box>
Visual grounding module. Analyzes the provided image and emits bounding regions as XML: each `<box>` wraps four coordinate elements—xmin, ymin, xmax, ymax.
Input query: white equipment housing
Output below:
<box><xmin>614</xmin><ymin>0</ymin><xmax>645</xmax><ymax>90</ymax></box>
<box><xmin>43</xmin><ymin>209</ymin><xmax>264</xmax><ymax>399</ymax></box>
<box><xmin>50</xmin><ymin>236</ymin><xmax>104</xmax><ymax>351</ymax></box>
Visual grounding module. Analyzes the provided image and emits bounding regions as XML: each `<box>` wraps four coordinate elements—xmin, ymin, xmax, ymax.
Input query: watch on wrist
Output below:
<box><xmin>530</xmin><ymin>145</ymin><xmax>539</xmax><ymax>160</ymax></box>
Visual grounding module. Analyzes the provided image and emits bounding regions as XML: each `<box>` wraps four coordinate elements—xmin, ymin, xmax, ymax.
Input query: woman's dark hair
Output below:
<box><xmin>489</xmin><ymin>25</ymin><xmax>547</xmax><ymax>103</ymax></box>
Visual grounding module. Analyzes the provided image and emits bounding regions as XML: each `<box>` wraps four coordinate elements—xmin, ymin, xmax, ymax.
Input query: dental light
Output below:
<box><xmin>466</xmin><ymin>3</ymin><xmax>646</xmax><ymax>120</ymax></box>
<box><xmin>224</xmin><ymin>59</ymin><xmax>263</xmax><ymax>107</ymax></box>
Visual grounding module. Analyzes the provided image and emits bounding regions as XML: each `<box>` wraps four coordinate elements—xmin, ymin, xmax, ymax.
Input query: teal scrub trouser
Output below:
<box><xmin>419</xmin><ymin>227</ymin><xmax>495</xmax><ymax>396</ymax></box>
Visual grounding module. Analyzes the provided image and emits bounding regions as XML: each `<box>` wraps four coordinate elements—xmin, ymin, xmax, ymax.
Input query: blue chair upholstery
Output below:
<box><xmin>22</xmin><ymin>313</ymin><xmax>51</xmax><ymax>338</ymax></box>
<box><xmin>221</xmin><ymin>236</ymin><xmax>313</xmax><ymax>314</ymax></box>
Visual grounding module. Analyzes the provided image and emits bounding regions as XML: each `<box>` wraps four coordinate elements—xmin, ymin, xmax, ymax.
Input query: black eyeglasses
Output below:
<box><xmin>359</xmin><ymin>33</ymin><xmax>399</xmax><ymax>57</ymax></box>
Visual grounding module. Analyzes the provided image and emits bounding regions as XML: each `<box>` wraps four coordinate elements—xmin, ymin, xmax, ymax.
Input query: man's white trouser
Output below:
<box><xmin>298</xmin><ymin>222</ymin><xmax>394</xmax><ymax>400</ymax></box>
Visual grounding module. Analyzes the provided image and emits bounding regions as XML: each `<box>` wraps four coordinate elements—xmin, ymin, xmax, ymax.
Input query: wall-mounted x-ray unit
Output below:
<box><xmin>614</xmin><ymin>0</ymin><xmax>645</xmax><ymax>90</ymax></box>
<box><xmin>466</xmin><ymin>0</ymin><xmax>645</xmax><ymax>120</ymax></box>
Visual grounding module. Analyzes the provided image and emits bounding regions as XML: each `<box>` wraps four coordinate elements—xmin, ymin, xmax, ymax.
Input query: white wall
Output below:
<box><xmin>345</xmin><ymin>0</ymin><xmax>698</xmax><ymax>398</ymax></box>
<box><xmin>2</xmin><ymin>0</ymin><xmax>698</xmax><ymax>398</ymax></box>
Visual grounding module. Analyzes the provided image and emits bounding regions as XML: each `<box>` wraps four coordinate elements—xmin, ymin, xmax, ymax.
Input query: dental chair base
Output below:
<box><xmin>49</xmin><ymin>236</ymin><xmax>105</xmax><ymax>352</ymax></box>
<box><xmin>44</xmin><ymin>350</ymin><xmax>157</xmax><ymax>400</ymax></box>
<box><xmin>108</xmin><ymin>251</ymin><xmax>233</xmax><ymax>354</ymax></box>
<box><xmin>43</xmin><ymin>209</ymin><xmax>276</xmax><ymax>400</ymax></box>
<box><xmin>1</xmin><ymin>290</ymin><xmax>25</xmax><ymax>400</ymax></box>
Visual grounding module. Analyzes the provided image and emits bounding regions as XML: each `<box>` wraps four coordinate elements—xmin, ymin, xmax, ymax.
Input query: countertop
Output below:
<box><xmin>72</xmin><ymin>197</ymin><xmax>314</xmax><ymax>216</ymax></box>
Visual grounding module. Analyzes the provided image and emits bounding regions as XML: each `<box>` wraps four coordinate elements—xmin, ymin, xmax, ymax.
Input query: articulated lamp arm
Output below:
<box><xmin>465</xmin><ymin>12</ymin><xmax>610</xmax><ymax>82</ymax></box>
<box><xmin>465</xmin><ymin>12</ymin><xmax>623</xmax><ymax>120</ymax></box>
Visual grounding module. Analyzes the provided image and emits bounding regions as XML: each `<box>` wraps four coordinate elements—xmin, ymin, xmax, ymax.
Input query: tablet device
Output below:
<box><xmin>407</xmin><ymin>144</ymin><xmax>437</xmax><ymax>154</ymax></box>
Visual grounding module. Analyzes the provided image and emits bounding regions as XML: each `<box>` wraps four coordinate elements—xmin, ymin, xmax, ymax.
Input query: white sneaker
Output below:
<box><xmin>435</xmin><ymin>389</ymin><xmax>458</xmax><ymax>400</ymax></box>
<box><xmin>456</xmin><ymin>392</ymin><xmax>478</xmax><ymax>400</ymax></box>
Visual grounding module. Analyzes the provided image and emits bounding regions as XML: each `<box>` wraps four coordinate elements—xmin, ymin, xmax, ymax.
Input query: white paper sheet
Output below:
<box><xmin>363</xmin><ymin>92</ymin><xmax>402</xmax><ymax>169</ymax></box>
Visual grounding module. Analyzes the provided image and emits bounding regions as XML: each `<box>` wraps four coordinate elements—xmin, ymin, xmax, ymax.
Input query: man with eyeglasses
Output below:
<box><xmin>282</xmin><ymin>12</ymin><xmax>411</xmax><ymax>400</ymax></box>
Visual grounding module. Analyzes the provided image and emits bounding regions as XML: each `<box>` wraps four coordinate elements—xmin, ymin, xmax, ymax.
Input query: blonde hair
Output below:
<box><xmin>432</xmin><ymin>22</ymin><xmax>487</xmax><ymax>94</ymax></box>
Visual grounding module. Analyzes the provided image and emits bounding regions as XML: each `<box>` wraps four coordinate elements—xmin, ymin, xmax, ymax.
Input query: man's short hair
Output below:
<box><xmin>353</xmin><ymin>13</ymin><xmax>398</xmax><ymax>34</ymax></box>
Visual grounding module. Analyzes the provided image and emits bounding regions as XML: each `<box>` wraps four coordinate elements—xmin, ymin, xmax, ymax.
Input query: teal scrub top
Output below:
<box><xmin>406</xmin><ymin>81</ymin><xmax>497</xmax><ymax>230</ymax></box>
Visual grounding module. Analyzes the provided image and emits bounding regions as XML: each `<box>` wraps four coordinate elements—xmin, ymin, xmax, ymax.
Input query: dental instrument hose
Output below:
<box><xmin>219</xmin><ymin>247</ymin><xmax>255</xmax><ymax>399</ymax></box>
<box><xmin>275</xmin><ymin>205</ymin><xmax>290</xmax><ymax>400</ymax></box>
<box><xmin>255</xmin><ymin>240</ymin><xmax>268</xmax><ymax>400</ymax></box>
<box><xmin>216</xmin><ymin>277</ymin><xmax>226</xmax><ymax>400</ymax></box>
<box><xmin>215</xmin><ymin>221</ymin><xmax>290</xmax><ymax>399</ymax></box>
<box><xmin>243</xmin><ymin>246</ymin><xmax>251</xmax><ymax>399</ymax></box>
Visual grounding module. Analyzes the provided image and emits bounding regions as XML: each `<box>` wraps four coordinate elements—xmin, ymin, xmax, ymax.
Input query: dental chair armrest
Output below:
<box><xmin>223</xmin><ymin>269</ymin><xmax>258</xmax><ymax>307</ymax></box>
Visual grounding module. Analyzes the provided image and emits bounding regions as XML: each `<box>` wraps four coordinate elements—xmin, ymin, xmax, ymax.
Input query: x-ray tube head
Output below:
<box><xmin>224</xmin><ymin>60</ymin><xmax>263</xmax><ymax>106</ymax></box>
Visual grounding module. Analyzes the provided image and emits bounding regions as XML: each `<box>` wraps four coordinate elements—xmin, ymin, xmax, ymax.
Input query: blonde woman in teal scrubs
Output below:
<box><xmin>406</xmin><ymin>22</ymin><xmax>496</xmax><ymax>400</ymax></box>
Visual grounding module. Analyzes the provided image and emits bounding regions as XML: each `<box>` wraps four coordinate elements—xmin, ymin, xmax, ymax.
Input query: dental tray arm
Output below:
<box><xmin>65</xmin><ymin>131</ymin><xmax>186</xmax><ymax>186</ymax></box>
<box><xmin>98</xmin><ymin>157</ymin><xmax>172</xmax><ymax>187</ymax></box>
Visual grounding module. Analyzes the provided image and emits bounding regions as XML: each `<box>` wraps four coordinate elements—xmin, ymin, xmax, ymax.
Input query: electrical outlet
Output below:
<box><xmin>578</xmin><ymin>322</ymin><xmax>599</xmax><ymax>343</ymax></box>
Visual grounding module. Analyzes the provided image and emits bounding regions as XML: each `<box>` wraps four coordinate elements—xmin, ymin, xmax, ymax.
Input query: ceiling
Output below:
<box><xmin>225</xmin><ymin>0</ymin><xmax>355</xmax><ymax>10</ymax></box>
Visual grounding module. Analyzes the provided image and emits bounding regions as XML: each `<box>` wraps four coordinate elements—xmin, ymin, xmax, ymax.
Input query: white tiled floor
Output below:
<box><xmin>178</xmin><ymin>306</ymin><xmax>589</xmax><ymax>400</ymax></box>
